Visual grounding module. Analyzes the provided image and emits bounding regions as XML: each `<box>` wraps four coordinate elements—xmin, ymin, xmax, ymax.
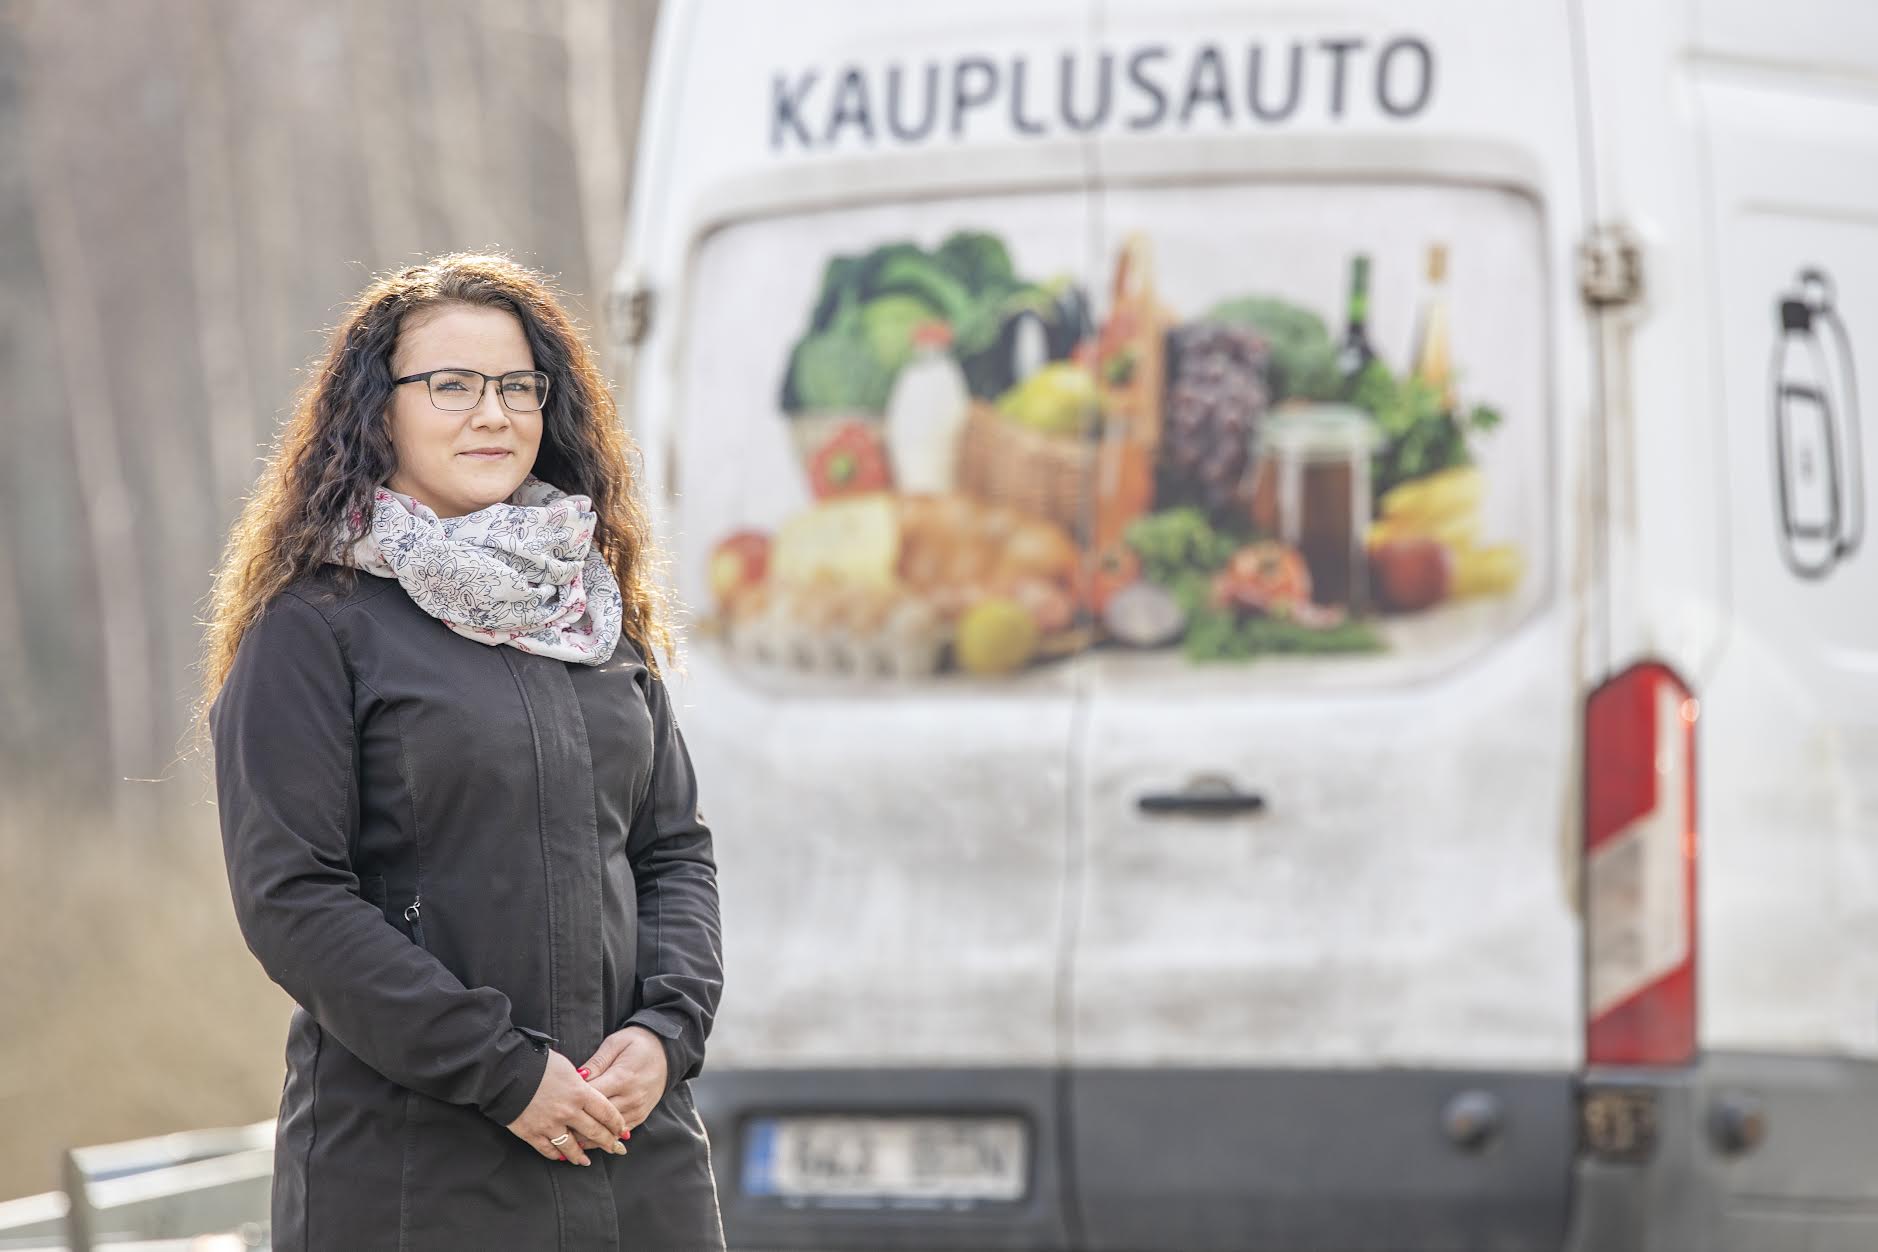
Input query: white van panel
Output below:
<box><xmin>1695</xmin><ymin>0</ymin><xmax>1878</xmax><ymax>85</ymax></box>
<box><xmin>673</xmin><ymin>655</ymin><xmax>1081</xmax><ymax>1066</ymax></box>
<box><xmin>1073</xmin><ymin>619</ymin><xmax>1581</xmax><ymax>1070</ymax></box>
<box><xmin>1693</xmin><ymin>67</ymin><xmax>1878</xmax><ymax>1059</ymax></box>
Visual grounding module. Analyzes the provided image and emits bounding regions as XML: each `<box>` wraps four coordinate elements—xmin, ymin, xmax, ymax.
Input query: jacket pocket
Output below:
<box><xmin>514</xmin><ymin>1024</ymin><xmax>558</xmax><ymax>1051</ymax></box>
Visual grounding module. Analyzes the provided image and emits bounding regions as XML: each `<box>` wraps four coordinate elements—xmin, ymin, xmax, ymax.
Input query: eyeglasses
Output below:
<box><xmin>393</xmin><ymin>368</ymin><xmax>551</xmax><ymax>413</ymax></box>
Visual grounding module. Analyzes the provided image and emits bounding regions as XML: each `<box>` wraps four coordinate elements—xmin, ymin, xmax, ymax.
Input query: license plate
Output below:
<box><xmin>742</xmin><ymin>1115</ymin><xmax>1028</xmax><ymax>1205</ymax></box>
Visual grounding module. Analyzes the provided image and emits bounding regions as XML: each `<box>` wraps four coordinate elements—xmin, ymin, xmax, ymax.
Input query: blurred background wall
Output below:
<box><xmin>0</xmin><ymin>0</ymin><xmax>660</xmax><ymax>1199</ymax></box>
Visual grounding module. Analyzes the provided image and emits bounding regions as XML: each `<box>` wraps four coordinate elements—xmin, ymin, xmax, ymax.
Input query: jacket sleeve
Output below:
<box><xmin>620</xmin><ymin>669</ymin><xmax>725</xmax><ymax>1099</ymax></box>
<box><xmin>209</xmin><ymin>592</ymin><xmax>549</xmax><ymax>1128</ymax></box>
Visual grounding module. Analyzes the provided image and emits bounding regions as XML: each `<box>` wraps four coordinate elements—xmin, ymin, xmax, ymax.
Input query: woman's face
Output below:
<box><xmin>384</xmin><ymin>302</ymin><xmax>544</xmax><ymax>518</ymax></box>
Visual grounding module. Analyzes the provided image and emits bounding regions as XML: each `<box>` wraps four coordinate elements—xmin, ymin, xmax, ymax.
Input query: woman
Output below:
<box><xmin>199</xmin><ymin>252</ymin><xmax>726</xmax><ymax>1251</ymax></box>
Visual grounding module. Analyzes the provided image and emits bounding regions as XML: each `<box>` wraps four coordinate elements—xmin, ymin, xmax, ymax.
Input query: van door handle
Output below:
<box><xmin>1137</xmin><ymin>772</ymin><xmax>1266</xmax><ymax>817</ymax></box>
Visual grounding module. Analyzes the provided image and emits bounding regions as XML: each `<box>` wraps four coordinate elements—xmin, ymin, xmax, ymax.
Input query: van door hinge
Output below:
<box><xmin>609</xmin><ymin>274</ymin><xmax>655</xmax><ymax>347</ymax></box>
<box><xmin>1578</xmin><ymin>224</ymin><xmax>1645</xmax><ymax>309</ymax></box>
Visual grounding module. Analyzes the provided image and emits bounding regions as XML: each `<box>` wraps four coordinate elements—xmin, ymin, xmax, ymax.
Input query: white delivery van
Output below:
<box><xmin>614</xmin><ymin>1</ymin><xmax>1878</xmax><ymax>1248</ymax></box>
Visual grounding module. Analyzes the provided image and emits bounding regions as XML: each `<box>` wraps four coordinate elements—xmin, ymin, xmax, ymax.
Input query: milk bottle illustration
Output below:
<box><xmin>1771</xmin><ymin>267</ymin><xmax>1864</xmax><ymax>579</ymax></box>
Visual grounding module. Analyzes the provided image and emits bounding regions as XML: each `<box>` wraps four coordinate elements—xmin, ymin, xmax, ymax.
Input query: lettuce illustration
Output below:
<box><xmin>779</xmin><ymin>231</ymin><xmax>1088</xmax><ymax>414</ymax></box>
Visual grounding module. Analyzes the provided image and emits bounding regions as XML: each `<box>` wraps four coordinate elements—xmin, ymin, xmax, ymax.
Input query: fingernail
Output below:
<box><xmin>577</xmin><ymin>1067</ymin><xmax>591</xmax><ymax>1079</ymax></box>
<box><xmin>555</xmin><ymin>1154</ymin><xmax>564</xmax><ymax>1161</ymax></box>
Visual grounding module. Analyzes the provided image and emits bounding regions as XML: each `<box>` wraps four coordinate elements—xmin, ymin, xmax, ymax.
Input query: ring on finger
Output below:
<box><xmin>549</xmin><ymin>1132</ymin><xmax>572</xmax><ymax>1147</ymax></box>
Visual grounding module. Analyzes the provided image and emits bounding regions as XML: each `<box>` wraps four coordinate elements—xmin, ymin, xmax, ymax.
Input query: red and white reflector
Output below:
<box><xmin>1583</xmin><ymin>661</ymin><xmax>1698</xmax><ymax>1067</ymax></box>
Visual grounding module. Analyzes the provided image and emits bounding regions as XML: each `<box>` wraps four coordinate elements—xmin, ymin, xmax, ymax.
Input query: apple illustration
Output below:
<box><xmin>709</xmin><ymin>530</ymin><xmax>771</xmax><ymax>611</ymax></box>
<box><xmin>1370</xmin><ymin>536</ymin><xmax>1454</xmax><ymax>613</ymax></box>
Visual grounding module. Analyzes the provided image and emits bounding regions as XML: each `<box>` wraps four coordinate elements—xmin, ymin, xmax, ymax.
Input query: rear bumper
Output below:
<box><xmin>1564</xmin><ymin>1050</ymin><xmax>1878</xmax><ymax>1252</ymax></box>
<box><xmin>1067</xmin><ymin>1065</ymin><xmax>1573</xmax><ymax>1251</ymax></box>
<box><xmin>694</xmin><ymin>1052</ymin><xmax>1878</xmax><ymax>1252</ymax></box>
<box><xmin>695</xmin><ymin>1064</ymin><xmax>1574</xmax><ymax>1251</ymax></box>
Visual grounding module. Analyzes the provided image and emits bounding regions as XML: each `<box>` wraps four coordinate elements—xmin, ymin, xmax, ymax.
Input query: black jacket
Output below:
<box><xmin>209</xmin><ymin>565</ymin><xmax>726</xmax><ymax>1251</ymax></box>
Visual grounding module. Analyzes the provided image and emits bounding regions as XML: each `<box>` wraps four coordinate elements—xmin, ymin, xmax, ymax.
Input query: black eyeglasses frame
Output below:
<box><xmin>391</xmin><ymin>367</ymin><xmax>552</xmax><ymax>413</ymax></box>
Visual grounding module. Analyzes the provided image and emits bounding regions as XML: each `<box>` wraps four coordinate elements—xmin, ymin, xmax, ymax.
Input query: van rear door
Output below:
<box><xmin>1064</xmin><ymin>3</ymin><xmax>1593</xmax><ymax>1247</ymax></box>
<box><xmin>639</xmin><ymin>3</ymin><xmax>1105</xmax><ymax>1240</ymax></box>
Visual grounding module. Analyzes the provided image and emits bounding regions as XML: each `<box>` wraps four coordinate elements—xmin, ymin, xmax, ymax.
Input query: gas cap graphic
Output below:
<box><xmin>1771</xmin><ymin>267</ymin><xmax>1864</xmax><ymax>579</ymax></box>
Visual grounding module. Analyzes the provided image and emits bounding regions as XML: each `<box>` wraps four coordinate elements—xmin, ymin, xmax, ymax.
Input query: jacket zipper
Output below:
<box><xmin>403</xmin><ymin>896</ymin><xmax>427</xmax><ymax>949</ymax></box>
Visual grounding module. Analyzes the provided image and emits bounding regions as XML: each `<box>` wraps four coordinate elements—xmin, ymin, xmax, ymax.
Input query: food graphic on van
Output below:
<box><xmin>1771</xmin><ymin>266</ymin><xmax>1864</xmax><ymax>580</ymax></box>
<box><xmin>701</xmin><ymin>224</ymin><xmax>1527</xmax><ymax>680</ymax></box>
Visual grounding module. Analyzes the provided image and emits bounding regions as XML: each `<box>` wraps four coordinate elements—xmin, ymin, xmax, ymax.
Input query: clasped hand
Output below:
<box><xmin>505</xmin><ymin>1025</ymin><xmax>669</xmax><ymax>1165</ymax></box>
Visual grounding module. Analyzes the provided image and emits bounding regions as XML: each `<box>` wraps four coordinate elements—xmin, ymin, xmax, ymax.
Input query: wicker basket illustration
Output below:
<box><xmin>953</xmin><ymin>400</ymin><xmax>1095</xmax><ymax>533</ymax></box>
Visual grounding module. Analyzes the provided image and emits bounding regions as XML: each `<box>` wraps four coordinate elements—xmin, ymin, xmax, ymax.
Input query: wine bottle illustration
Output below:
<box><xmin>1770</xmin><ymin>267</ymin><xmax>1864</xmax><ymax>579</ymax></box>
<box><xmin>1408</xmin><ymin>243</ymin><xmax>1455</xmax><ymax>412</ymax></box>
<box><xmin>1336</xmin><ymin>253</ymin><xmax>1377</xmax><ymax>397</ymax></box>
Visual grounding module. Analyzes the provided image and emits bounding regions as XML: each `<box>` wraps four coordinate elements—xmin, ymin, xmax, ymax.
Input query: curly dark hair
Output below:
<box><xmin>196</xmin><ymin>251</ymin><xmax>679</xmax><ymax>730</ymax></box>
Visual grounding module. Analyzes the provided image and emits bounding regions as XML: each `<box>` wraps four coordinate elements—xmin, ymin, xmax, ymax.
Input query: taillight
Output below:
<box><xmin>1583</xmin><ymin>661</ymin><xmax>1699</xmax><ymax>1066</ymax></box>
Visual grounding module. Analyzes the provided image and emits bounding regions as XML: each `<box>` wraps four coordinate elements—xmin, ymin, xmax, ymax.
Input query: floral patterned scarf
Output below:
<box><xmin>331</xmin><ymin>474</ymin><xmax>623</xmax><ymax>665</ymax></box>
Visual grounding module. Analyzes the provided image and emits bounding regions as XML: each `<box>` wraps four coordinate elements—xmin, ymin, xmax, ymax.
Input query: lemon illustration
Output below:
<box><xmin>955</xmin><ymin>598</ymin><xmax>1040</xmax><ymax>675</ymax></box>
